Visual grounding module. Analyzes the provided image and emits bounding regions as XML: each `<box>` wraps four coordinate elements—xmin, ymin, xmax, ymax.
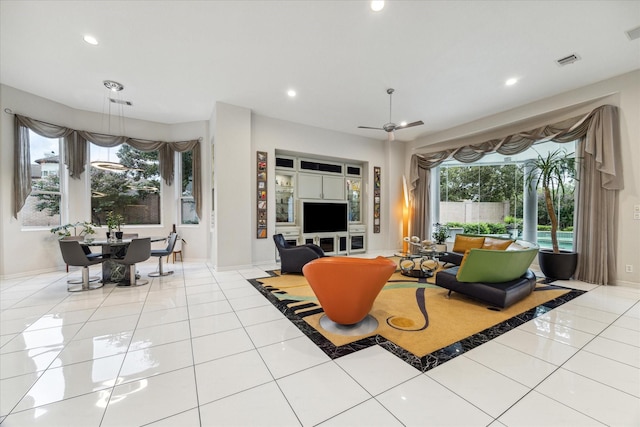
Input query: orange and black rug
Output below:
<box><xmin>249</xmin><ymin>263</ymin><xmax>585</xmax><ymax>371</ymax></box>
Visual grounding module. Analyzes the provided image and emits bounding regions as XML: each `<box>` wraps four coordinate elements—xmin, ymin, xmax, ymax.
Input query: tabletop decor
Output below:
<box><xmin>50</xmin><ymin>221</ymin><xmax>96</xmax><ymax>242</ymax></box>
<box><xmin>105</xmin><ymin>211</ymin><xmax>125</xmax><ymax>241</ymax></box>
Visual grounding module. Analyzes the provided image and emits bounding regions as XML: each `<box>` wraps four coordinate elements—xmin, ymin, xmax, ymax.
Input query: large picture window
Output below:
<box><xmin>22</xmin><ymin>130</ymin><xmax>62</xmax><ymax>227</ymax></box>
<box><xmin>436</xmin><ymin>141</ymin><xmax>576</xmax><ymax>250</ymax></box>
<box><xmin>90</xmin><ymin>143</ymin><xmax>161</xmax><ymax>226</ymax></box>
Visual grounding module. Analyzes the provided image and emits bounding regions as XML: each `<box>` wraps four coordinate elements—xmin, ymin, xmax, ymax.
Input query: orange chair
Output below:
<box><xmin>302</xmin><ymin>256</ymin><xmax>396</xmax><ymax>325</ymax></box>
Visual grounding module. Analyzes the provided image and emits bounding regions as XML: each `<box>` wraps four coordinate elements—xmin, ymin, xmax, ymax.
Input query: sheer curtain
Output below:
<box><xmin>13</xmin><ymin>114</ymin><xmax>203</xmax><ymax>219</ymax></box>
<box><xmin>410</xmin><ymin>105</ymin><xmax>623</xmax><ymax>285</ymax></box>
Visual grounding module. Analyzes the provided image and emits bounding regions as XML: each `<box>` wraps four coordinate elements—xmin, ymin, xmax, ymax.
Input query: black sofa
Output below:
<box><xmin>434</xmin><ymin>235</ymin><xmax>539</xmax><ymax>308</ymax></box>
<box><xmin>436</xmin><ymin>267</ymin><xmax>537</xmax><ymax>308</ymax></box>
<box><xmin>273</xmin><ymin>234</ymin><xmax>325</xmax><ymax>274</ymax></box>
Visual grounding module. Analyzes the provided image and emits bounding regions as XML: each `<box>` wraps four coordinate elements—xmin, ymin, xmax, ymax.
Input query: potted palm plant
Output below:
<box><xmin>526</xmin><ymin>148</ymin><xmax>578</xmax><ymax>279</ymax></box>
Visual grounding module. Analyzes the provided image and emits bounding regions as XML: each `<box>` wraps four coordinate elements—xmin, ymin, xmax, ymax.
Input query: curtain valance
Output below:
<box><xmin>13</xmin><ymin>114</ymin><xmax>203</xmax><ymax>219</ymax></box>
<box><xmin>409</xmin><ymin>104</ymin><xmax>622</xmax><ymax>195</ymax></box>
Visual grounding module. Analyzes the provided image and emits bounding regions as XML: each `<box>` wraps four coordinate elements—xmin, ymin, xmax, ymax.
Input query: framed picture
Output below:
<box><xmin>256</xmin><ymin>151</ymin><xmax>268</xmax><ymax>238</ymax></box>
<box><xmin>373</xmin><ymin>166</ymin><xmax>381</xmax><ymax>233</ymax></box>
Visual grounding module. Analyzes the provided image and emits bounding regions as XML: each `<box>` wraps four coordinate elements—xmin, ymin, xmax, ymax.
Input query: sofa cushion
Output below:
<box><xmin>452</xmin><ymin>235</ymin><xmax>485</xmax><ymax>253</ymax></box>
<box><xmin>455</xmin><ymin>247</ymin><xmax>539</xmax><ymax>283</ymax></box>
<box><xmin>482</xmin><ymin>237</ymin><xmax>514</xmax><ymax>251</ymax></box>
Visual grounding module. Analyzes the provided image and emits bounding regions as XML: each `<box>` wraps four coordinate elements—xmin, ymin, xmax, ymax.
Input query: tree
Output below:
<box><xmin>32</xmin><ymin>174</ymin><xmax>61</xmax><ymax>216</ymax></box>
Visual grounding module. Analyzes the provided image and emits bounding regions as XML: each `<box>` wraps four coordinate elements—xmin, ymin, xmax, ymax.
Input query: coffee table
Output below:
<box><xmin>395</xmin><ymin>250</ymin><xmax>444</xmax><ymax>278</ymax></box>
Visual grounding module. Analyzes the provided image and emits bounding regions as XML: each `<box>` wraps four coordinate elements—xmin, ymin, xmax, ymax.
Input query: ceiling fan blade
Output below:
<box><xmin>396</xmin><ymin>120</ymin><xmax>424</xmax><ymax>130</ymax></box>
<box><xmin>358</xmin><ymin>126</ymin><xmax>384</xmax><ymax>130</ymax></box>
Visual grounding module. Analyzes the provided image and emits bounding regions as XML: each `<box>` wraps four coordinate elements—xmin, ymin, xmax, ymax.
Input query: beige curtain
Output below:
<box><xmin>410</xmin><ymin>104</ymin><xmax>623</xmax><ymax>285</ymax></box>
<box><xmin>13</xmin><ymin>114</ymin><xmax>203</xmax><ymax>219</ymax></box>
<box><xmin>409</xmin><ymin>154</ymin><xmax>431</xmax><ymax>240</ymax></box>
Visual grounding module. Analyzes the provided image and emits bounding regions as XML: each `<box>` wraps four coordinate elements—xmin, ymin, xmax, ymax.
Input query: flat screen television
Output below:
<box><xmin>302</xmin><ymin>201</ymin><xmax>348</xmax><ymax>233</ymax></box>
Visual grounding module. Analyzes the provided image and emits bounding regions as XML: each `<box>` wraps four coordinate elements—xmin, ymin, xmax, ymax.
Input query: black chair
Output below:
<box><xmin>113</xmin><ymin>237</ymin><xmax>151</xmax><ymax>286</ymax></box>
<box><xmin>59</xmin><ymin>240</ymin><xmax>105</xmax><ymax>292</ymax></box>
<box><xmin>273</xmin><ymin>234</ymin><xmax>324</xmax><ymax>274</ymax></box>
<box><xmin>148</xmin><ymin>233</ymin><xmax>178</xmax><ymax>277</ymax></box>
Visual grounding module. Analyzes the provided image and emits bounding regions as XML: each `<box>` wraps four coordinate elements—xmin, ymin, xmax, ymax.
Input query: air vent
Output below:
<box><xmin>556</xmin><ymin>54</ymin><xmax>580</xmax><ymax>66</ymax></box>
<box><xmin>626</xmin><ymin>26</ymin><xmax>640</xmax><ymax>41</ymax></box>
<box><xmin>109</xmin><ymin>98</ymin><xmax>133</xmax><ymax>106</ymax></box>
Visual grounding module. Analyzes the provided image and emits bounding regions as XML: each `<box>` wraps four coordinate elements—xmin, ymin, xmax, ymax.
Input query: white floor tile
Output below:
<box><xmin>562</xmin><ymin>350</ymin><xmax>640</xmax><ymax>397</ymax></box>
<box><xmin>463</xmin><ymin>340</ymin><xmax>557</xmax><ymax>388</ymax></box>
<box><xmin>25</xmin><ymin>308</ymin><xmax>96</xmax><ymax>331</ymax></box>
<box><xmin>0</xmin><ymin>324</ymin><xmax>83</xmax><ymax>354</ymax></box>
<box><xmin>0</xmin><ymin>371</ymin><xmax>41</xmax><ymax>416</ymax></box>
<box><xmin>319</xmin><ymin>398</ymin><xmax>403</xmax><ymax>426</ymax></box>
<box><xmin>136</xmin><ymin>305</ymin><xmax>189</xmax><ymax>329</ymax></box>
<box><xmin>245</xmin><ymin>318</ymin><xmax>304</xmax><ymax>347</ymax></box>
<box><xmin>494</xmin><ymin>328</ymin><xmax>579</xmax><ymax>365</ymax></box>
<box><xmin>54</xmin><ymin>332</ymin><xmax>133</xmax><ymax>366</ymax></box>
<box><xmin>144</xmin><ymin>408</ymin><xmax>201</xmax><ymax>426</ymax></box>
<box><xmin>235</xmin><ymin>303</ymin><xmax>286</xmax><ymax>326</ymax></box>
<box><xmin>599</xmin><ymin>324</ymin><xmax>640</xmax><ymax>347</ymax></box>
<box><xmin>191</xmin><ymin>328</ymin><xmax>255</xmax><ymax>364</ymax></box>
<box><xmin>200</xmin><ymin>381</ymin><xmax>301</xmax><ymax>425</ymax></box>
<box><xmin>88</xmin><ymin>301</ymin><xmax>144</xmax><ymax>321</ymax></box>
<box><xmin>536</xmin><ymin>367</ymin><xmax>640</xmax><ymax>426</ymax></box>
<box><xmin>195</xmin><ymin>350</ymin><xmax>273</xmax><ymax>404</ymax></box>
<box><xmin>101</xmin><ymin>367</ymin><xmax>198</xmax><ymax>427</ymax></box>
<box><xmin>0</xmin><ymin>345</ymin><xmax>62</xmax><ymax>379</ymax></box>
<box><xmin>128</xmin><ymin>320</ymin><xmax>191</xmax><ymax>351</ymax></box>
<box><xmin>227</xmin><ymin>294</ymin><xmax>273</xmax><ymax>311</ymax></box>
<box><xmin>258</xmin><ymin>335</ymin><xmax>330</xmax><ymax>379</ymax></box>
<box><xmin>189</xmin><ymin>311</ymin><xmax>242</xmax><ymax>337</ymax></box>
<box><xmin>73</xmin><ymin>314</ymin><xmax>139</xmax><ymax>341</ymax></box>
<box><xmin>187</xmin><ymin>299</ymin><xmax>234</xmax><ymax>319</ymax></box>
<box><xmin>119</xmin><ymin>339</ymin><xmax>194</xmax><ymax>384</ymax></box>
<box><xmin>426</xmin><ymin>355</ymin><xmax>530</xmax><ymax>418</ymax></box>
<box><xmin>517</xmin><ymin>317</ymin><xmax>595</xmax><ymax>348</ymax></box>
<box><xmin>14</xmin><ymin>353</ymin><xmax>125</xmax><ymax>411</ymax></box>
<box><xmin>277</xmin><ymin>362</ymin><xmax>370</xmax><ymax>426</ymax></box>
<box><xmin>335</xmin><ymin>345</ymin><xmax>420</xmax><ymax>396</ymax></box>
<box><xmin>498</xmin><ymin>390</ymin><xmax>604</xmax><ymax>426</ymax></box>
<box><xmin>582</xmin><ymin>336</ymin><xmax>640</xmax><ymax>368</ymax></box>
<box><xmin>1</xmin><ymin>389</ymin><xmax>111</xmax><ymax>427</ymax></box>
<box><xmin>377</xmin><ymin>374</ymin><xmax>493</xmax><ymax>426</ymax></box>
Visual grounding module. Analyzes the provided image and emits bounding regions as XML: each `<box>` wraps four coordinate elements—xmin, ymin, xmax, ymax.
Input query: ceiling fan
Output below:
<box><xmin>358</xmin><ymin>88</ymin><xmax>424</xmax><ymax>141</ymax></box>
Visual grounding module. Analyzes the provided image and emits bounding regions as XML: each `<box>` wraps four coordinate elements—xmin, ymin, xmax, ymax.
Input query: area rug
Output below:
<box><xmin>249</xmin><ymin>261</ymin><xmax>585</xmax><ymax>371</ymax></box>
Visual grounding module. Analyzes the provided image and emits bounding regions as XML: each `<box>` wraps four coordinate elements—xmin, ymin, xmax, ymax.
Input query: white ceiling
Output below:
<box><xmin>1</xmin><ymin>1</ymin><xmax>639</xmax><ymax>142</ymax></box>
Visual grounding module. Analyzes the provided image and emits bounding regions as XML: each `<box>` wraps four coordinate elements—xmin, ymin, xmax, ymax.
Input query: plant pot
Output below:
<box><xmin>435</xmin><ymin>244</ymin><xmax>447</xmax><ymax>252</ymax></box>
<box><xmin>538</xmin><ymin>249</ymin><xmax>577</xmax><ymax>280</ymax></box>
<box><xmin>115</xmin><ymin>231</ymin><xmax>124</xmax><ymax>240</ymax></box>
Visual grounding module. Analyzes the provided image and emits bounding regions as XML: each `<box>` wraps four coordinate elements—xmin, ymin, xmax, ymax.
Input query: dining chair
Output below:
<box><xmin>59</xmin><ymin>240</ymin><xmax>105</xmax><ymax>292</ymax></box>
<box><xmin>113</xmin><ymin>237</ymin><xmax>151</xmax><ymax>286</ymax></box>
<box><xmin>148</xmin><ymin>233</ymin><xmax>178</xmax><ymax>277</ymax></box>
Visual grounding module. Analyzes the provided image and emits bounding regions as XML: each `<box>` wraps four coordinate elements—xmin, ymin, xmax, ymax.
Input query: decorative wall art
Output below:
<box><xmin>373</xmin><ymin>166</ymin><xmax>381</xmax><ymax>233</ymax></box>
<box><xmin>257</xmin><ymin>151</ymin><xmax>268</xmax><ymax>238</ymax></box>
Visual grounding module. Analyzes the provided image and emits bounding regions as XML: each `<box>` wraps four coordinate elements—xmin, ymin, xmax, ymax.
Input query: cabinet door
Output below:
<box><xmin>297</xmin><ymin>174</ymin><xmax>323</xmax><ymax>199</ymax></box>
<box><xmin>322</xmin><ymin>176</ymin><xmax>344</xmax><ymax>199</ymax></box>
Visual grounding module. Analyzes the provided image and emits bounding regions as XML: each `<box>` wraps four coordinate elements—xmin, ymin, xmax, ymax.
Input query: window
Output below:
<box><xmin>90</xmin><ymin>143</ymin><xmax>161</xmax><ymax>226</ymax></box>
<box><xmin>180</xmin><ymin>150</ymin><xmax>199</xmax><ymax>224</ymax></box>
<box><xmin>22</xmin><ymin>130</ymin><xmax>62</xmax><ymax>227</ymax></box>
<box><xmin>436</xmin><ymin>141</ymin><xmax>576</xmax><ymax>250</ymax></box>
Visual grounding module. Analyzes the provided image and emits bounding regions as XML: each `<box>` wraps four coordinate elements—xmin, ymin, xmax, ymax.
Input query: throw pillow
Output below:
<box><xmin>482</xmin><ymin>237</ymin><xmax>514</xmax><ymax>251</ymax></box>
<box><xmin>452</xmin><ymin>235</ymin><xmax>485</xmax><ymax>253</ymax></box>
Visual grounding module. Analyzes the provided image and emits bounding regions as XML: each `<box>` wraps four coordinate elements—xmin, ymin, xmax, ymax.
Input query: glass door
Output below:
<box><xmin>346</xmin><ymin>178</ymin><xmax>361</xmax><ymax>222</ymax></box>
<box><xmin>275</xmin><ymin>173</ymin><xmax>295</xmax><ymax>223</ymax></box>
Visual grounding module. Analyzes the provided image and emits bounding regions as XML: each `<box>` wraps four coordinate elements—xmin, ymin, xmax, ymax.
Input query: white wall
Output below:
<box><xmin>249</xmin><ymin>115</ymin><xmax>405</xmax><ymax>265</ymax></box>
<box><xmin>408</xmin><ymin>70</ymin><xmax>640</xmax><ymax>286</ymax></box>
<box><xmin>0</xmin><ymin>84</ymin><xmax>210</xmax><ymax>278</ymax></box>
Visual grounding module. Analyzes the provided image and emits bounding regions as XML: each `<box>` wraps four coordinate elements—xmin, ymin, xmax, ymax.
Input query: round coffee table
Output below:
<box><xmin>395</xmin><ymin>250</ymin><xmax>443</xmax><ymax>278</ymax></box>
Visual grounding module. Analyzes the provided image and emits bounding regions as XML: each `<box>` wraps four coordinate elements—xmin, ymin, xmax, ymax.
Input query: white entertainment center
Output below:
<box><xmin>274</xmin><ymin>153</ymin><xmax>366</xmax><ymax>257</ymax></box>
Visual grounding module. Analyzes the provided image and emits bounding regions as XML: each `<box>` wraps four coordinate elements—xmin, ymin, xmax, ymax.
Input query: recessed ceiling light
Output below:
<box><xmin>83</xmin><ymin>35</ymin><xmax>98</xmax><ymax>45</ymax></box>
<box><xmin>287</xmin><ymin>89</ymin><xmax>297</xmax><ymax>97</ymax></box>
<box><xmin>505</xmin><ymin>78</ymin><xmax>518</xmax><ymax>86</ymax></box>
<box><xmin>371</xmin><ymin>1</ymin><xmax>384</xmax><ymax>12</ymax></box>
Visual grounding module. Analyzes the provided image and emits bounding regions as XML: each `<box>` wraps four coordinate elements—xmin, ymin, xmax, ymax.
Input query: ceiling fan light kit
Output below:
<box><xmin>358</xmin><ymin>88</ymin><xmax>424</xmax><ymax>141</ymax></box>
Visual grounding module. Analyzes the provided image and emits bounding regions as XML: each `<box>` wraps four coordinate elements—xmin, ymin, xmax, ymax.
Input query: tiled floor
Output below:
<box><xmin>1</xmin><ymin>258</ymin><xmax>638</xmax><ymax>426</ymax></box>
